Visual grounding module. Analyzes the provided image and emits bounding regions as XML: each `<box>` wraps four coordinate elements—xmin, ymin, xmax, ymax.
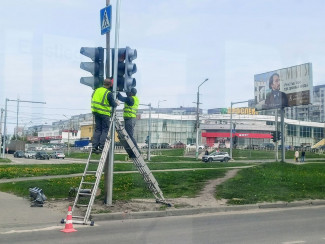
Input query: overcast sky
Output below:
<box><xmin>1</xmin><ymin>0</ymin><xmax>325</xmax><ymax>133</ymax></box>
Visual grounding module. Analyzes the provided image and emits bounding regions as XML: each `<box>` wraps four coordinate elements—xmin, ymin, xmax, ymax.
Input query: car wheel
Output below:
<box><xmin>224</xmin><ymin>158</ymin><xmax>229</xmax><ymax>162</ymax></box>
<box><xmin>208</xmin><ymin>158</ymin><xmax>213</xmax><ymax>163</ymax></box>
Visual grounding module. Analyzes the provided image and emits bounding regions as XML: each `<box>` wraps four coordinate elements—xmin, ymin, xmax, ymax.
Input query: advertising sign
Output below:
<box><xmin>254</xmin><ymin>63</ymin><xmax>313</xmax><ymax>110</ymax></box>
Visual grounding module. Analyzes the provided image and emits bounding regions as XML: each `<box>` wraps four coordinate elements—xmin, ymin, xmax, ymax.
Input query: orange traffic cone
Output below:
<box><xmin>61</xmin><ymin>206</ymin><xmax>77</xmax><ymax>233</ymax></box>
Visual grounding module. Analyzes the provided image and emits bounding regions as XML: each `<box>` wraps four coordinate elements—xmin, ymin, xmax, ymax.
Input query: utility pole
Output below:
<box><xmin>157</xmin><ymin>100</ymin><xmax>166</xmax><ymax>151</ymax></box>
<box><xmin>195</xmin><ymin>79</ymin><xmax>208</xmax><ymax>160</ymax></box>
<box><xmin>275</xmin><ymin>109</ymin><xmax>278</xmax><ymax>162</ymax></box>
<box><xmin>2</xmin><ymin>98</ymin><xmax>46</xmax><ymax>159</ymax></box>
<box><xmin>0</xmin><ymin>108</ymin><xmax>4</xmax><ymax>156</ymax></box>
<box><xmin>106</xmin><ymin>0</ymin><xmax>121</xmax><ymax>206</ymax></box>
<box><xmin>229</xmin><ymin>100</ymin><xmax>249</xmax><ymax>159</ymax></box>
<box><xmin>140</xmin><ymin>103</ymin><xmax>152</xmax><ymax>161</ymax></box>
<box><xmin>281</xmin><ymin>107</ymin><xmax>285</xmax><ymax>162</ymax></box>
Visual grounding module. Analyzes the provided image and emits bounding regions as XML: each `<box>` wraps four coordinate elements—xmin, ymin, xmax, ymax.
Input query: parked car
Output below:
<box><xmin>172</xmin><ymin>142</ymin><xmax>186</xmax><ymax>148</ymax></box>
<box><xmin>13</xmin><ymin>150</ymin><xmax>25</xmax><ymax>158</ymax></box>
<box><xmin>202</xmin><ymin>151</ymin><xmax>231</xmax><ymax>163</ymax></box>
<box><xmin>259</xmin><ymin>143</ymin><xmax>275</xmax><ymax>150</ymax></box>
<box><xmin>160</xmin><ymin>143</ymin><xmax>171</xmax><ymax>149</ymax></box>
<box><xmin>35</xmin><ymin>151</ymin><xmax>50</xmax><ymax>160</ymax></box>
<box><xmin>25</xmin><ymin>151</ymin><xmax>36</xmax><ymax>159</ymax></box>
<box><xmin>50</xmin><ymin>151</ymin><xmax>65</xmax><ymax>159</ymax></box>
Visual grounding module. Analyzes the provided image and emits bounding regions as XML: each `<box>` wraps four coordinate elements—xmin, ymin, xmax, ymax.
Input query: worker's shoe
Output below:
<box><xmin>97</xmin><ymin>147</ymin><xmax>104</xmax><ymax>153</ymax></box>
<box><xmin>91</xmin><ymin>147</ymin><xmax>98</xmax><ymax>154</ymax></box>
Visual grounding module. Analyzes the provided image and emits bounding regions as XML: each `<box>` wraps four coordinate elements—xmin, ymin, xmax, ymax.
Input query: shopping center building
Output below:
<box><xmin>133</xmin><ymin>107</ymin><xmax>324</xmax><ymax>149</ymax></box>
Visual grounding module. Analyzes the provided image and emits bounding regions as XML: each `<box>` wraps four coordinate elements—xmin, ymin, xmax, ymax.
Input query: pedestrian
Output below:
<box><xmin>300</xmin><ymin>150</ymin><xmax>306</xmax><ymax>162</ymax></box>
<box><xmin>205</xmin><ymin>150</ymin><xmax>209</xmax><ymax>155</ymax></box>
<box><xmin>91</xmin><ymin>78</ymin><xmax>119</xmax><ymax>153</ymax></box>
<box><xmin>117</xmin><ymin>88</ymin><xmax>139</xmax><ymax>154</ymax></box>
<box><xmin>295</xmin><ymin>150</ymin><xmax>299</xmax><ymax>162</ymax></box>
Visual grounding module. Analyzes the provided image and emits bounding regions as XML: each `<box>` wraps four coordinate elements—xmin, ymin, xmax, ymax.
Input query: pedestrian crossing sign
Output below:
<box><xmin>100</xmin><ymin>5</ymin><xmax>112</xmax><ymax>35</ymax></box>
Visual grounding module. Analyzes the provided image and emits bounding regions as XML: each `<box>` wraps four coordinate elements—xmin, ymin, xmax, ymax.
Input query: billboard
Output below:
<box><xmin>254</xmin><ymin>63</ymin><xmax>313</xmax><ymax>110</ymax></box>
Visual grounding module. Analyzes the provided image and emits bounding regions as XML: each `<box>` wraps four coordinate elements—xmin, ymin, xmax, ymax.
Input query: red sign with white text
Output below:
<box><xmin>202</xmin><ymin>132</ymin><xmax>271</xmax><ymax>139</ymax></box>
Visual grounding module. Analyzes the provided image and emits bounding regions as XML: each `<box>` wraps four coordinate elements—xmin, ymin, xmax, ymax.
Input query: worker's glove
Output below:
<box><xmin>115</xmin><ymin>99</ymin><xmax>120</xmax><ymax>106</ymax></box>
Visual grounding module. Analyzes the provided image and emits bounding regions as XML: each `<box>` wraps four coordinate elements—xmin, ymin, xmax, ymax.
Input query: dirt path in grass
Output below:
<box><xmin>47</xmin><ymin>169</ymin><xmax>240</xmax><ymax>214</ymax></box>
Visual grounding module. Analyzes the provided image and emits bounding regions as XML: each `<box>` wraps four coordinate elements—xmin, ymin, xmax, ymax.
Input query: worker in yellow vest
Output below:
<box><xmin>91</xmin><ymin>78</ymin><xmax>119</xmax><ymax>153</ymax></box>
<box><xmin>117</xmin><ymin>88</ymin><xmax>139</xmax><ymax>154</ymax></box>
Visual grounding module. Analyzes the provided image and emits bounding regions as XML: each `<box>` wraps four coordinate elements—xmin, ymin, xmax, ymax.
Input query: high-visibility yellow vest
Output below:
<box><xmin>91</xmin><ymin>87</ymin><xmax>112</xmax><ymax>116</ymax></box>
<box><xmin>124</xmin><ymin>96</ymin><xmax>139</xmax><ymax>118</ymax></box>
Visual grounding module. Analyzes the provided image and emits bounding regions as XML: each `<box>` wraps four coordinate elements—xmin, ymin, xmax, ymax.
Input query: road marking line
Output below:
<box><xmin>282</xmin><ymin>241</ymin><xmax>305</xmax><ymax>244</ymax></box>
<box><xmin>0</xmin><ymin>226</ymin><xmax>61</xmax><ymax>235</ymax></box>
<box><xmin>0</xmin><ymin>224</ymin><xmax>90</xmax><ymax>235</ymax></box>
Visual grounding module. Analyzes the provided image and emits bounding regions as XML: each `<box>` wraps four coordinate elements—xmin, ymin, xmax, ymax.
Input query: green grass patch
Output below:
<box><xmin>0</xmin><ymin>162</ymin><xmax>248</xmax><ymax>179</ymax></box>
<box><xmin>231</xmin><ymin>149</ymin><xmax>325</xmax><ymax>160</ymax></box>
<box><xmin>217</xmin><ymin>162</ymin><xmax>325</xmax><ymax>204</ymax></box>
<box><xmin>0</xmin><ymin>169</ymin><xmax>227</xmax><ymax>200</ymax></box>
<box><xmin>148</xmin><ymin>156</ymin><xmax>196</xmax><ymax>162</ymax></box>
<box><xmin>0</xmin><ymin>158</ymin><xmax>11</xmax><ymax>163</ymax></box>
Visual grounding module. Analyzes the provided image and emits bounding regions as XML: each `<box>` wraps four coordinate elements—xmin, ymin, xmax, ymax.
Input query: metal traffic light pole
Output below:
<box><xmin>105</xmin><ymin>0</ymin><xmax>121</xmax><ymax>206</ymax></box>
<box><xmin>229</xmin><ymin>100</ymin><xmax>249</xmax><ymax>159</ymax></box>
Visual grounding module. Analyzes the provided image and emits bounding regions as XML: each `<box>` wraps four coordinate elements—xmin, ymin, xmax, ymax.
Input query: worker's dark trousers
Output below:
<box><xmin>92</xmin><ymin>113</ymin><xmax>111</xmax><ymax>149</ymax></box>
<box><xmin>124</xmin><ymin>118</ymin><xmax>139</xmax><ymax>151</ymax></box>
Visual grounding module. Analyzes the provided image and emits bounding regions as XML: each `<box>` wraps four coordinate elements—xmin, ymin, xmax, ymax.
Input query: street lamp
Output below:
<box><xmin>157</xmin><ymin>100</ymin><xmax>167</xmax><ymax>150</ymax></box>
<box><xmin>140</xmin><ymin>103</ymin><xmax>152</xmax><ymax>161</ymax></box>
<box><xmin>195</xmin><ymin>78</ymin><xmax>208</xmax><ymax>160</ymax></box>
<box><xmin>229</xmin><ymin>100</ymin><xmax>249</xmax><ymax>159</ymax></box>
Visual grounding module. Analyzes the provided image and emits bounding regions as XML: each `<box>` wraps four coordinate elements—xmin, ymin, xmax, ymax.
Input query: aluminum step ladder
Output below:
<box><xmin>114</xmin><ymin>116</ymin><xmax>170</xmax><ymax>206</ymax></box>
<box><xmin>68</xmin><ymin>113</ymin><xmax>115</xmax><ymax>226</ymax></box>
<box><xmin>66</xmin><ymin>112</ymin><xmax>170</xmax><ymax>226</ymax></box>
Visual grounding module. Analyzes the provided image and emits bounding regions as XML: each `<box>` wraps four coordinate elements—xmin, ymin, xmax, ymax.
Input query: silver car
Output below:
<box><xmin>202</xmin><ymin>152</ymin><xmax>231</xmax><ymax>163</ymax></box>
<box><xmin>25</xmin><ymin>151</ymin><xmax>36</xmax><ymax>159</ymax></box>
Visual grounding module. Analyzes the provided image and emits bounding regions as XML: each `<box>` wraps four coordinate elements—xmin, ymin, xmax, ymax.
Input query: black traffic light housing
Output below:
<box><xmin>271</xmin><ymin>131</ymin><xmax>277</xmax><ymax>142</ymax></box>
<box><xmin>112</xmin><ymin>46</ymin><xmax>137</xmax><ymax>92</ymax></box>
<box><xmin>80</xmin><ymin>47</ymin><xmax>104</xmax><ymax>90</ymax></box>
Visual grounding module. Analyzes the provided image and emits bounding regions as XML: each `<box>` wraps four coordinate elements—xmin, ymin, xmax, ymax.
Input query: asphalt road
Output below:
<box><xmin>2</xmin><ymin>205</ymin><xmax>325</xmax><ymax>244</ymax></box>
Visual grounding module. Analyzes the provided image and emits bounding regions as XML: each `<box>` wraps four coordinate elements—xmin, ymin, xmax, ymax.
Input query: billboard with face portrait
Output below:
<box><xmin>254</xmin><ymin>63</ymin><xmax>313</xmax><ymax>110</ymax></box>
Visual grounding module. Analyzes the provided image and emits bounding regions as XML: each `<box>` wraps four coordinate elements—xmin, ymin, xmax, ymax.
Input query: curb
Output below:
<box><xmin>91</xmin><ymin>200</ymin><xmax>325</xmax><ymax>222</ymax></box>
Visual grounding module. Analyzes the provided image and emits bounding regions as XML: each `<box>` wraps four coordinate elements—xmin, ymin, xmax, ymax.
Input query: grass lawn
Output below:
<box><xmin>0</xmin><ymin>158</ymin><xmax>10</xmax><ymax>163</ymax></box>
<box><xmin>0</xmin><ymin>162</ymin><xmax>249</xmax><ymax>179</ymax></box>
<box><xmin>217</xmin><ymin>162</ymin><xmax>325</xmax><ymax>204</ymax></box>
<box><xmin>0</xmin><ymin>169</ymin><xmax>227</xmax><ymax>200</ymax></box>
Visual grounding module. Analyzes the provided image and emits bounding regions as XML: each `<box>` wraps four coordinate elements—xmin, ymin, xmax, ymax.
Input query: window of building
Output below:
<box><xmin>313</xmin><ymin>127</ymin><xmax>324</xmax><ymax>139</ymax></box>
<box><xmin>300</xmin><ymin>126</ymin><xmax>311</xmax><ymax>138</ymax></box>
<box><xmin>266</xmin><ymin>121</ymin><xmax>274</xmax><ymax>126</ymax></box>
<box><xmin>287</xmin><ymin>124</ymin><xmax>297</xmax><ymax>136</ymax></box>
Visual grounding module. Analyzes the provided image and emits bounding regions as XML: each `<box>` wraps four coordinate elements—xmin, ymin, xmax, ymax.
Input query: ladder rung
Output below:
<box><xmin>82</xmin><ymin>182</ymin><xmax>95</xmax><ymax>185</ymax></box>
<box><xmin>89</xmin><ymin>160</ymin><xmax>100</xmax><ymax>164</ymax></box>
<box><xmin>76</xmin><ymin>204</ymin><xmax>89</xmax><ymax>207</ymax></box>
<box><xmin>86</xmin><ymin>171</ymin><xmax>97</xmax><ymax>175</ymax></box>
<box><xmin>72</xmin><ymin>215</ymin><xmax>86</xmax><ymax>219</ymax></box>
<box><xmin>79</xmin><ymin>193</ymin><xmax>92</xmax><ymax>196</ymax></box>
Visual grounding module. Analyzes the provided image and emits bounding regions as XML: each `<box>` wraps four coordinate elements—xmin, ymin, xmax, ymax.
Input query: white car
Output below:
<box><xmin>50</xmin><ymin>151</ymin><xmax>65</xmax><ymax>159</ymax></box>
<box><xmin>202</xmin><ymin>152</ymin><xmax>231</xmax><ymax>163</ymax></box>
<box><xmin>25</xmin><ymin>151</ymin><xmax>36</xmax><ymax>159</ymax></box>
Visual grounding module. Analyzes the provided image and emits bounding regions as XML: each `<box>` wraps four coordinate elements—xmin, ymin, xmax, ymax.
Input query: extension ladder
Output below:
<box><xmin>68</xmin><ymin>112</ymin><xmax>169</xmax><ymax>225</ymax></box>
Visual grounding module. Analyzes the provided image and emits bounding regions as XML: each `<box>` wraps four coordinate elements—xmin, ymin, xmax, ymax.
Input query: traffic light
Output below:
<box><xmin>277</xmin><ymin>131</ymin><xmax>281</xmax><ymax>140</ymax></box>
<box><xmin>271</xmin><ymin>131</ymin><xmax>277</xmax><ymax>142</ymax></box>
<box><xmin>80</xmin><ymin>47</ymin><xmax>104</xmax><ymax>90</ymax></box>
<box><xmin>112</xmin><ymin>46</ymin><xmax>137</xmax><ymax>92</ymax></box>
<box><xmin>233</xmin><ymin>136</ymin><xmax>238</xmax><ymax>145</ymax></box>
<box><xmin>145</xmin><ymin>135</ymin><xmax>149</xmax><ymax>144</ymax></box>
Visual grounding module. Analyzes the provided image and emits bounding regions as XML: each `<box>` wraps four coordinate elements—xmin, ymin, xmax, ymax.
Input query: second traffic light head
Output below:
<box><xmin>112</xmin><ymin>46</ymin><xmax>137</xmax><ymax>92</ymax></box>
